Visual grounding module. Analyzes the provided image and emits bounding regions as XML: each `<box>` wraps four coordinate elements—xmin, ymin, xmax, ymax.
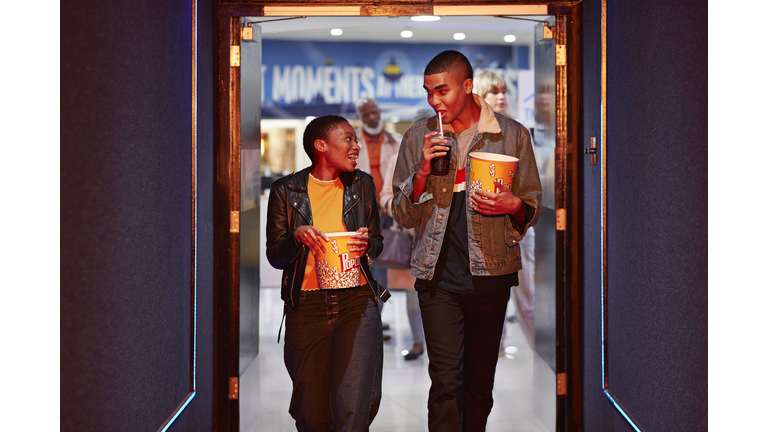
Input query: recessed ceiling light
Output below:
<box><xmin>401</xmin><ymin>30</ymin><xmax>414</xmax><ymax>38</ymax></box>
<box><xmin>504</xmin><ymin>34</ymin><xmax>517</xmax><ymax>43</ymax></box>
<box><xmin>453</xmin><ymin>33</ymin><xmax>466</xmax><ymax>41</ymax></box>
<box><xmin>411</xmin><ymin>15</ymin><xmax>440</xmax><ymax>22</ymax></box>
<box><xmin>330</xmin><ymin>28</ymin><xmax>343</xmax><ymax>36</ymax></box>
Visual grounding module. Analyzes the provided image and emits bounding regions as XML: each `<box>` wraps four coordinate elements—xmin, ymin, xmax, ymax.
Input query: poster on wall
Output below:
<box><xmin>260</xmin><ymin>40</ymin><xmax>530</xmax><ymax>121</ymax></box>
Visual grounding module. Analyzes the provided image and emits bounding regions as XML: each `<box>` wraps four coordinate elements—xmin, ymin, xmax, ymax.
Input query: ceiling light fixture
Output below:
<box><xmin>400</xmin><ymin>30</ymin><xmax>414</xmax><ymax>38</ymax></box>
<box><xmin>411</xmin><ymin>15</ymin><xmax>440</xmax><ymax>22</ymax></box>
<box><xmin>453</xmin><ymin>33</ymin><xmax>466</xmax><ymax>41</ymax></box>
<box><xmin>330</xmin><ymin>28</ymin><xmax>343</xmax><ymax>36</ymax></box>
<box><xmin>503</xmin><ymin>34</ymin><xmax>517</xmax><ymax>43</ymax></box>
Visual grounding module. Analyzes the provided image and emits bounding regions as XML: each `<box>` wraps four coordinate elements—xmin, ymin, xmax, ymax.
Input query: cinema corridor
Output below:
<box><xmin>239</xmin><ymin>287</ymin><xmax>552</xmax><ymax>432</ymax></box>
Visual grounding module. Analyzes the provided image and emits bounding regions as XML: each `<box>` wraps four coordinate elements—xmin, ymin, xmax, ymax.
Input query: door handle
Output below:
<box><xmin>585</xmin><ymin>137</ymin><xmax>597</xmax><ymax>165</ymax></box>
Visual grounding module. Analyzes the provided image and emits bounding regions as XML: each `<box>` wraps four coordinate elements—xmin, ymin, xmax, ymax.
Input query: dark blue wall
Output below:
<box><xmin>581</xmin><ymin>0</ymin><xmax>707</xmax><ymax>430</ymax></box>
<box><xmin>61</xmin><ymin>0</ymin><xmax>214</xmax><ymax>430</ymax></box>
<box><xmin>60</xmin><ymin>0</ymin><xmax>708</xmax><ymax>429</ymax></box>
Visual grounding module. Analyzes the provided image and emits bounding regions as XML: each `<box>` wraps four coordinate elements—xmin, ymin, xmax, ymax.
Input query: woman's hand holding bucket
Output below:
<box><xmin>348</xmin><ymin>227</ymin><xmax>370</xmax><ymax>259</ymax></box>
<box><xmin>295</xmin><ymin>225</ymin><xmax>329</xmax><ymax>257</ymax></box>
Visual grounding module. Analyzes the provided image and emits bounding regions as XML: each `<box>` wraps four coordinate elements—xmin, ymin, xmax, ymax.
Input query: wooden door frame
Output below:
<box><xmin>555</xmin><ymin>4</ymin><xmax>583</xmax><ymax>431</ymax></box>
<box><xmin>212</xmin><ymin>2</ymin><xmax>583</xmax><ymax>430</ymax></box>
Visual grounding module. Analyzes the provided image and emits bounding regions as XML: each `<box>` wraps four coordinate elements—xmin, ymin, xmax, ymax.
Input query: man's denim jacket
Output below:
<box><xmin>391</xmin><ymin>95</ymin><xmax>542</xmax><ymax>280</ymax></box>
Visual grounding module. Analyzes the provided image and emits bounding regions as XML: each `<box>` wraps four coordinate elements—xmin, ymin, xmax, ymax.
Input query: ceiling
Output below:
<box><xmin>252</xmin><ymin>15</ymin><xmax>551</xmax><ymax>46</ymax></box>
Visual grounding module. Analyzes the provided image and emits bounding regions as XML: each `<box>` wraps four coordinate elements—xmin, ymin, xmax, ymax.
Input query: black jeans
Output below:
<box><xmin>418</xmin><ymin>286</ymin><xmax>511</xmax><ymax>432</ymax></box>
<box><xmin>284</xmin><ymin>286</ymin><xmax>383</xmax><ymax>431</ymax></box>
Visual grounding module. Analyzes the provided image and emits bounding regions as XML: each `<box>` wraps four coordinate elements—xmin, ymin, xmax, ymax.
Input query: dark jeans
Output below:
<box><xmin>284</xmin><ymin>286</ymin><xmax>383</xmax><ymax>432</ymax></box>
<box><xmin>418</xmin><ymin>286</ymin><xmax>511</xmax><ymax>432</ymax></box>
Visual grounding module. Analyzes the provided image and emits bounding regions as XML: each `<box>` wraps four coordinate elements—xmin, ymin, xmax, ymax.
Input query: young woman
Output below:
<box><xmin>473</xmin><ymin>69</ymin><xmax>512</xmax><ymax>117</ymax></box>
<box><xmin>266</xmin><ymin>115</ymin><xmax>387</xmax><ymax>431</ymax></box>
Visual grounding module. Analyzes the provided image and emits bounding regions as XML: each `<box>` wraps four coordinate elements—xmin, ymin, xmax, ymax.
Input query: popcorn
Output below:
<box><xmin>469</xmin><ymin>179</ymin><xmax>483</xmax><ymax>196</ymax></box>
<box><xmin>316</xmin><ymin>258</ymin><xmax>360</xmax><ymax>289</ymax></box>
<box><xmin>469</xmin><ymin>152</ymin><xmax>519</xmax><ymax>198</ymax></box>
<box><xmin>316</xmin><ymin>232</ymin><xmax>361</xmax><ymax>289</ymax></box>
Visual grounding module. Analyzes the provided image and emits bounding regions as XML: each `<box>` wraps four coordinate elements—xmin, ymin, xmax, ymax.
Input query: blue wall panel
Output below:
<box><xmin>581</xmin><ymin>0</ymin><xmax>707</xmax><ymax>430</ymax></box>
<box><xmin>61</xmin><ymin>0</ymin><xmax>214</xmax><ymax>430</ymax></box>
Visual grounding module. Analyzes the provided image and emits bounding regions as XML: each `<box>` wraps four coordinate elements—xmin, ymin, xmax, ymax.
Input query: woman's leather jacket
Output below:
<box><xmin>266</xmin><ymin>167</ymin><xmax>388</xmax><ymax>311</ymax></box>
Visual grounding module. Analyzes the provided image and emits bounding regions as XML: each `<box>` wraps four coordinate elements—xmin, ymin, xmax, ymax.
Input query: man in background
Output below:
<box><xmin>354</xmin><ymin>97</ymin><xmax>403</xmax><ymax>339</ymax></box>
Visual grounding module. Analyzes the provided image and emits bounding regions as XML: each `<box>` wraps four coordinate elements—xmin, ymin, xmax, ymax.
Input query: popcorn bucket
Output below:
<box><xmin>469</xmin><ymin>152</ymin><xmax>519</xmax><ymax>195</ymax></box>
<box><xmin>315</xmin><ymin>232</ymin><xmax>362</xmax><ymax>289</ymax></box>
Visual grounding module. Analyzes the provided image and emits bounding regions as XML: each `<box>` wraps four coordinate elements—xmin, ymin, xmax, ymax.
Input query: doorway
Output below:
<box><xmin>213</xmin><ymin>4</ymin><xmax>582</xmax><ymax>431</ymax></box>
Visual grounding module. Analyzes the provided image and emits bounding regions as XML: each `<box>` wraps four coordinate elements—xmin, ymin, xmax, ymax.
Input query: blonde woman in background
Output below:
<box><xmin>474</xmin><ymin>70</ymin><xmax>512</xmax><ymax>117</ymax></box>
<box><xmin>474</xmin><ymin>70</ymin><xmax>537</xmax><ymax>351</ymax></box>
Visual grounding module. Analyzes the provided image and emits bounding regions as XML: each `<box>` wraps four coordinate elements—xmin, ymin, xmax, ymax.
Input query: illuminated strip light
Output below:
<box><xmin>159</xmin><ymin>393</ymin><xmax>196</xmax><ymax>432</ymax></box>
<box><xmin>600</xmin><ymin>1</ymin><xmax>644</xmax><ymax>431</ymax></box>
<box><xmin>433</xmin><ymin>5</ymin><xmax>548</xmax><ymax>15</ymax></box>
<box><xmin>603</xmin><ymin>390</ymin><xmax>643</xmax><ymax>432</ymax></box>
<box><xmin>264</xmin><ymin>6</ymin><xmax>361</xmax><ymax>16</ymax></box>
<box><xmin>157</xmin><ymin>0</ymin><xmax>198</xmax><ymax>430</ymax></box>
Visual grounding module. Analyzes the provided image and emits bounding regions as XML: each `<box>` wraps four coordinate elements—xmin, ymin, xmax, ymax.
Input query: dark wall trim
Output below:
<box><xmin>160</xmin><ymin>1</ymin><xmax>200</xmax><ymax>430</ymax></box>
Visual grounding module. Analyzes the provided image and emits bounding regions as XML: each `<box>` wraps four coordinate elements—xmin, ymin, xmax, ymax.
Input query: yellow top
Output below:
<box><xmin>301</xmin><ymin>174</ymin><xmax>366</xmax><ymax>290</ymax></box>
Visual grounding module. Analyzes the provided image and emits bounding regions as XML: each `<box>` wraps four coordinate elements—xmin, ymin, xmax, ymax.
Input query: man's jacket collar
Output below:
<box><xmin>440</xmin><ymin>94</ymin><xmax>502</xmax><ymax>136</ymax></box>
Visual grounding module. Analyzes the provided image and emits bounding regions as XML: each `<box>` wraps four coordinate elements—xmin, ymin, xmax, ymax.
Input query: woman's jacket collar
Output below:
<box><xmin>286</xmin><ymin>166</ymin><xmax>361</xmax><ymax>191</ymax></box>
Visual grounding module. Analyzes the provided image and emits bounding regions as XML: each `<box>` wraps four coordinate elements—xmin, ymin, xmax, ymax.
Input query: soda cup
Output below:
<box><xmin>430</xmin><ymin>131</ymin><xmax>452</xmax><ymax>176</ymax></box>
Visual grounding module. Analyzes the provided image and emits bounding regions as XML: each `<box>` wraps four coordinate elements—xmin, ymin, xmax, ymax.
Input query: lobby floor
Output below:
<box><xmin>240</xmin><ymin>287</ymin><xmax>553</xmax><ymax>432</ymax></box>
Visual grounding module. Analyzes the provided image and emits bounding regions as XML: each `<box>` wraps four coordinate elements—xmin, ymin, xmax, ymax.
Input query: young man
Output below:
<box><xmin>390</xmin><ymin>51</ymin><xmax>542</xmax><ymax>431</ymax></box>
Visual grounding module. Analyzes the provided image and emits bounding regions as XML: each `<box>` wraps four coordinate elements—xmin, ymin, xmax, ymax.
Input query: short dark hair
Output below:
<box><xmin>303</xmin><ymin>115</ymin><xmax>350</xmax><ymax>163</ymax></box>
<box><xmin>424</xmin><ymin>50</ymin><xmax>473</xmax><ymax>81</ymax></box>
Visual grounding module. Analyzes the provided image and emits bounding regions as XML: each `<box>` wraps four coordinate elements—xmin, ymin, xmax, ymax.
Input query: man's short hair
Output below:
<box><xmin>424</xmin><ymin>50</ymin><xmax>473</xmax><ymax>81</ymax></box>
<box><xmin>303</xmin><ymin>115</ymin><xmax>349</xmax><ymax>163</ymax></box>
<box><xmin>354</xmin><ymin>97</ymin><xmax>379</xmax><ymax>115</ymax></box>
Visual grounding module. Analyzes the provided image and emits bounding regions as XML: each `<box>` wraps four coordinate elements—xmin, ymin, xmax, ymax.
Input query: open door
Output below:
<box><xmin>533</xmin><ymin>14</ymin><xmax>583</xmax><ymax>432</ymax></box>
<box><xmin>239</xmin><ymin>20</ymin><xmax>262</xmax><ymax>375</ymax></box>
<box><xmin>214</xmin><ymin>4</ymin><xmax>582</xmax><ymax>431</ymax></box>
<box><xmin>532</xmin><ymin>18</ymin><xmax>558</xmax><ymax>432</ymax></box>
